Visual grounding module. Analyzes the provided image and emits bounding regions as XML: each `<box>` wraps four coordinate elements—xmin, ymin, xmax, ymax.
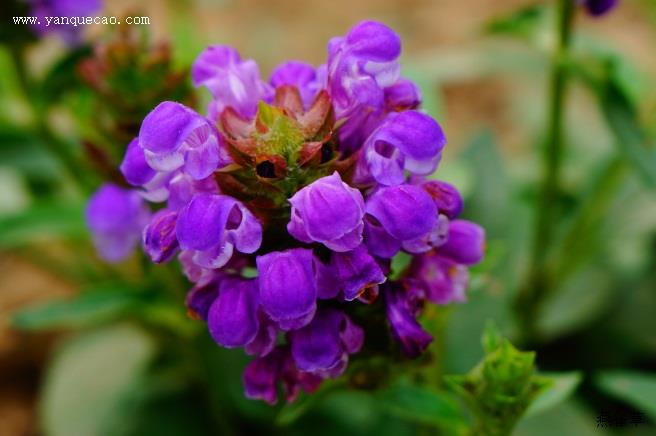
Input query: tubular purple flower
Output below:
<box><xmin>288</xmin><ymin>172</ymin><xmax>365</xmax><ymax>252</ymax></box>
<box><xmin>316</xmin><ymin>245</ymin><xmax>386</xmax><ymax>301</ymax></box>
<box><xmin>384</xmin><ymin>283</ymin><xmax>432</xmax><ymax>358</ymax></box>
<box><xmin>256</xmin><ymin>248</ymin><xmax>317</xmax><ymax>331</ymax></box>
<box><xmin>192</xmin><ymin>45</ymin><xmax>273</xmax><ymax>118</ymax></box>
<box><xmin>356</xmin><ymin>110</ymin><xmax>446</xmax><ymax>186</ymax></box>
<box><xmin>176</xmin><ymin>194</ymin><xmax>262</xmax><ymax>269</ymax></box>
<box><xmin>139</xmin><ymin>101</ymin><xmax>227</xmax><ymax>180</ymax></box>
<box><xmin>142</xmin><ymin>209</ymin><xmax>179</xmax><ymax>263</ymax></box>
<box><xmin>86</xmin><ymin>184</ymin><xmax>150</xmax><ymax>262</ymax></box>
<box><xmin>327</xmin><ymin>20</ymin><xmax>402</xmax><ymax>152</ymax></box>
<box><xmin>438</xmin><ymin>220</ymin><xmax>485</xmax><ymax>266</ymax></box>
<box><xmin>290</xmin><ymin>308</ymin><xmax>363</xmax><ymax>376</ymax></box>
<box><xmin>405</xmin><ymin>253</ymin><xmax>469</xmax><ymax>305</ymax></box>
<box><xmin>418</xmin><ymin>179</ymin><xmax>464</xmax><ymax>219</ymax></box>
<box><xmin>270</xmin><ymin>61</ymin><xmax>319</xmax><ymax>109</ymax></box>
<box><xmin>208</xmin><ymin>277</ymin><xmax>260</xmax><ymax>348</ymax></box>
<box><xmin>364</xmin><ymin>184</ymin><xmax>438</xmax><ymax>257</ymax></box>
<box><xmin>243</xmin><ymin>346</ymin><xmax>322</xmax><ymax>405</ymax></box>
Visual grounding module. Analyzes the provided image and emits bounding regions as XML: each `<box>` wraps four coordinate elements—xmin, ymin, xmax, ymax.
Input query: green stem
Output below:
<box><xmin>515</xmin><ymin>0</ymin><xmax>576</xmax><ymax>341</ymax></box>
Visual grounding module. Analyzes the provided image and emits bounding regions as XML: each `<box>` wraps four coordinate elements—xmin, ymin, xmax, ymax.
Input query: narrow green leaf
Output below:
<box><xmin>13</xmin><ymin>288</ymin><xmax>140</xmax><ymax>331</ymax></box>
<box><xmin>597</xmin><ymin>371</ymin><xmax>656</xmax><ymax>420</ymax></box>
<box><xmin>525</xmin><ymin>372</ymin><xmax>582</xmax><ymax>417</ymax></box>
<box><xmin>377</xmin><ymin>381</ymin><xmax>466</xmax><ymax>428</ymax></box>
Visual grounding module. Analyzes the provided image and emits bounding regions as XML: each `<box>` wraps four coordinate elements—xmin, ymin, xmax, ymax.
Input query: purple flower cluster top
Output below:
<box><xmin>86</xmin><ymin>21</ymin><xmax>485</xmax><ymax>405</ymax></box>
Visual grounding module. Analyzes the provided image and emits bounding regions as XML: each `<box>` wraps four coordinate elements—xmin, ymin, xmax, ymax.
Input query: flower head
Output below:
<box><xmin>90</xmin><ymin>20</ymin><xmax>484</xmax><ymax>405</ymax></box>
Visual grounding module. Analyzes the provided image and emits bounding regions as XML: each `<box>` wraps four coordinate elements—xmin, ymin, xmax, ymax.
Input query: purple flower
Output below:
<box><xmin>316</xmin><ymin>245</ymin><xmax>386</xmax><ymax>301</ymax></box>
<box><xmin>139</xmin><ymin>101</ymin><xmax>228</xmax><ymax>180</ymax></box>
<box><xmin>356</xmin><ymin>111</ymin><xmax>446</xmax><ymax>186</ymax></box>
<box><xmin>243</xmin><ymin>346</ymin><xmax>322</xmax><ymax>405</ymax></box>
<box><xmin>384</xmin><ymin>282</ymin><xmax>432</xmax><ymax>358</ymax></box>
<box><xmin>327</xmin><ymin>21</ymin><xmax>401</xmax><ymax>152</ymax></box>
<box><xmin>176</xmin><ymin>194</ymin><xmax>262</xmax><ymax>269</ymax></box>
<box><xmin>192</xmin><ymin>45</ymin><xmax>273</xmax><ymax>119</ymax></box>
<box><xmin>364</xmin><ymin>184</ymin><xmax>439</xmax><ymax>257</ymax></box>
<box><xmin>438</xmin><ymin>220</ymin><xmax>485</xmax><ymax>265</ymax></box>
<box><xmin>582</xmin><ymin>0</ymin><xmax>618</xmax><ymax>16</ymax></box>
<box><xmin>288</xmin><ymin>172</ymin><xmax>365</xmax><ymax>252</ymax></box>
<box><xmin>86</xmin><ymin>184</ymin><xmax>150</xmax><ymax>262</ymax></box>
<box><xmin>142</xmin><ymin>209</ymin><xmax>179</xmax><ymax>263</ymax></box>
<box><xmin>290</xmin><ymin>308</ymin><xmax>363</xmax><ymax>377</ymax></box>
<box><xmin>405</xmin><ymin>254</ymin><xmax>469</xmax><ymax>305</ymax></box>
<box><xmin>207</xmin><ymin>277</ymin><xmax>260</xmax><ymax>348</ymax></box>
<box><xmin>256</xmin><ymin>248</ymin><xmax>317</xmax><ymax>331</ymax></box>
<box><xmin>418</xmin><ymin>179</ymin><xmax>463</xmax><ymax>219</ymax></box>
<box><xmin>29</xmin><ymin>0</ymin><xmax>102</xmax><ymax>44</ymax></box>
<box><xmin>270</xmin><ymin>61</ymin><xmax>320</xmax><ymax>109</ymax></box>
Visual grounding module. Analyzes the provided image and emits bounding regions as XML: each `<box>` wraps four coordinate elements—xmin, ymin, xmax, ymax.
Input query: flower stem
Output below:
<box><xmin>515</xmin><ymin>0</ymin><xmax>576</xmax><ymax>341</ymax></box>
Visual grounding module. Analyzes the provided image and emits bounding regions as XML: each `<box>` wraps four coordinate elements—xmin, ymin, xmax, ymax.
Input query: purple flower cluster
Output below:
<box><xmin>86</xmin><ymin>21</ymin><xmax>484</xmax><ymax>404</ymax></box>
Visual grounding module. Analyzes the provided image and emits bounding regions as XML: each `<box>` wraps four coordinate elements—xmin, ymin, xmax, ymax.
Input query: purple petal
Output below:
<box><xmin>139</xmin><ymin>102</ymin><xmax>199</xmax><ymax>154</ymax></box>
<box><xmin>363</xmin><ymin>216</ymin><xmax>402</xmax><ymax>258</ymax></box>
<box><xmin>243</xmin><ymin>348</ymin><xmax>284</xmax><ymax>405</ymax></box>
<box><xmin>185</xmin><ymin>279</ymin><xmax>220</xmax><ymax>321</ymax></box>
<box><xmin>142</xmin><ymin>209</ymin><xmax>179</xmax><ymax>263</ymax></box>
<box><xmin>176</xmin><ymin>194</ymin><xmax>236</xmax><ymax>251</ymax></box>
<box><xmin>208</xmin><ymin>278</ymin><xmax>260</xmax><ymax>348</ymax></box>
<box><xmin>419</xmin><ymin>180</ymin><xmax>463</xmax><ymax>219</ymax></box>
<box><xmin>330</xmin><ymin>245</ymin><xmax>386</xmax><ymax>301</ymax></box>
<box><xmin>345</xmin><ymin>21</ymin><xmax>401</xmax><ymax>62</ymax></box>
<box><xmin>438</xmin><ymin>220</ymin><xmax>485</xmax><ymax>265</ymax></box>
<box><xmin>365</xmin><ymin>184</ymin><xmax>437</xmax><ymax>241</ymax></box>
<box><xmin>245</xmin><ymin>312</ymin><xmax>278</xmax><ymax>357</ymax></box>
<box><xmin>385</xmin><ymin>79</ymin><xmax>421</xmax><ymax>111</ymax></box>
<box><xmin>257</xmin><ymin>249</ymin><xmax>317</xmax><ymax>331</ymax></box>
<box><xmin>384</xmin><ymin>283</ymin><xmax>432</xmax><ymax>358</ymax></box>
<box><xmin>287</xmin><ymin>172</ymin><xmax>364</xmax><ymax>252</ymax></box>
<box><xmin>270</xmin><ymin>61</ymin><xmax>318</xmax><ymax>108</ymax></box>
<box><xmin>290</xmin><ymin>308</ymin><xmax>344</xmax><ymax>373</ymax></box>
<box><xmin>406</xmin><ymin>253</ymin><xmax>469</xmax><ymax>305</ymax></box>
<box><xmin>120</xmin><ymin>138</ymin><xmax>156</xmax><ymax>186</ymax></box>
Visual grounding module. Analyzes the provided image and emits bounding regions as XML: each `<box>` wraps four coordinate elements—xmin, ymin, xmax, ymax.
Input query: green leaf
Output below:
<box><xmin>600</xmin><ymin>67</ymin><xmax>656</xmax><ymax>188</ymax></box>
<box><xmin>525</xmin><ymin>372</ymin><xmax>582</xmax><ymax>417</ymax></box>
<box><xmin>377</xmin><ymin>381</ymin><xmax>466</xmax><ymax>429</ymax></box>
<box><xmin>0</xmin><ymin>201</ymin><xmax>86</xmax><ymax>248</ymax></box>
<box><xmin>12</xmin><ymin>287</ymin><xmax>140</xmax><ymax>331</ymax></box>
<box><xmin>596</xmin><ymin>371</ymin><xmax>656</xmax><ymax>420</ymax></box>
<box><xmin>40</xmin><ymin>324</ymin><xmax>157</xmax><ymax>436</ymax></box>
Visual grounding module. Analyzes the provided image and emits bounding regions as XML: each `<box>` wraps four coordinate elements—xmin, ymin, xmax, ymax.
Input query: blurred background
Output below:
<box><xmin>1</xmin><ymin>0</ymin><xmax>655</xmax><ymax>435</ymax></box>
